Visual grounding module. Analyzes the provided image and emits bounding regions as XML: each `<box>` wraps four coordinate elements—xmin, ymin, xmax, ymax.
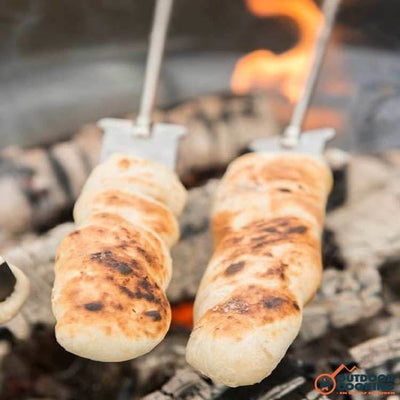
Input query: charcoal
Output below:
<box><xmin>1</xmin><ymin>326</ymin><xmax>130</xmax><ymax>400</ymax></box>
<box><xmin>141</xmin><ymin>360</ymin><xmax>332</xmax><ymax>400</ymax></box>
<box><xmin>0</xmin><ymin>126</ymin><xmax>100</xmax><ymax>246</ymax></box>
<box><xmin>350</xmin><ymin>332</ymin><xmax>400</xmax><ymax>370</ymax></box>
<box><xmin>322</xmin><ymin>229</ymin><xmax>346</xmax><ymax>270</ymax></box>
<box><xmin>300</xmin><ymin>265</ymin><xmax>383</xmax><ymax>341</ymax></box>
<box><xmin>325</xmin><ymin>148</ymin><xmax>350</xmax><ymax>211</ymax></box>
<box><xmin>1</xmin><ymin>223</ymin><xmax>74</xmax><ymax>338</ymax></box>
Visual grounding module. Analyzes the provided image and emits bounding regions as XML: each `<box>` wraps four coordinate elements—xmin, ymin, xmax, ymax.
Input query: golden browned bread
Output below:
<box><xmin>52</xmin><ymin>154</ymin><xmax>186</xmax><ymax>362</ymax></box>
<box><xmin>76</xmin><ymin>154</ymin><xmax>186</xmax><ymax>216</ymax></box>
<box><xmin>75</xmin><ymin>190</ymin><xmax>179</xmax><ymax>247</ymax></box>
<box><xmin>186</xmin><ymin>152</ymin><xmax>332</xmax><ymax>387</ymax></box>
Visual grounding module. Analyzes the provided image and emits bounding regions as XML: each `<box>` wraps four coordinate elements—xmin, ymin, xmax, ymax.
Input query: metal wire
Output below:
<box><xmin>281</xmin><ymin>0</ymin><xmax>341</xmax><ymax>148</ymax></box>
<box><xmin>136</xmin><ymin>0</ymin><xmax>174</xmax><ymax>137</ymax></box>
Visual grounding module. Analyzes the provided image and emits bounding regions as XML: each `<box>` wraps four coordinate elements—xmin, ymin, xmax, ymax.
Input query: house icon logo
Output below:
<box><xmin>315</xmin><ymin>364</ymin><xmax>359</xmax><ymax>395</ymax></box>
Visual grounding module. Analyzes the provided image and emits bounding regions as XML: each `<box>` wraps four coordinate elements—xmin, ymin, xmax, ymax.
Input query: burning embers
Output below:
<box><xmin>171</xmin><ymin>301</ymin><xmax>193</xmax><ymax>328</ymax></box>
<box><xmin>231</xmin><ymin>0</ymin><xmax>323</xmax><ymax>103</ymax></box>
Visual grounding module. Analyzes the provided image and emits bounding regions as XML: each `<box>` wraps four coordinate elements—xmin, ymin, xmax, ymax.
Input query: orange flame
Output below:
<box><xmin>171</xmin><ymin>301</ymin><xmax>193</xmax><ymax>328</ymax></box>
<box><xmin>231</xmin><ymin>0</ymin><xmax>323</xmax><ymax>102</ymax></box>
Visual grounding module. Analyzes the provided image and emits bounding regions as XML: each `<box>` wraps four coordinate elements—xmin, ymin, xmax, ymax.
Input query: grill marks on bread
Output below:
<box><xmin>52</xmin><ymin>154</ymin><xmax>186</xmax><ymax>362</ymax></box>
<box><xmin>186</xmin><ymin>153</ymin><xmax>332</xmax><ymax>386</ymax></box>
<box><xmin>54</xmin><ymin>221</ymin><xmax>171</xmax><ymax>341</ymax></box>
<box><xmin>216</xmin><ymin>216</ymin><xmax>313</xmax><ymax>258</ymax></box>
<box><xmin>76</xmin><ymin>190</ymin><xmax>179</xmax><ymax>246</ymax></box>
<box><xmin>197</xmin><ymin>286</ymin><xmax>301</xmax><ymax>341</ymax></box>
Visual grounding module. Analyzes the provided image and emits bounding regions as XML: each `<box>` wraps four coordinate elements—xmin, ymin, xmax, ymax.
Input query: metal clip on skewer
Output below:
<box><xmin>250</xmin><ymin>0</ymin><xmax>341</xmax><ymax>155</ymax></box>
<box><xmin>281</xmin><ymin>0</ymin><xmax>340</xmax><ymax>149</ymax></box>
<box><xmin>98</xmin><ymin>0</ymin><xmax>186</xmax><ymax>169</ymax></box>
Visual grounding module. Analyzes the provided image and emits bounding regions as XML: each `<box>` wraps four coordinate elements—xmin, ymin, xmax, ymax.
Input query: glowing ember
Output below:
<box><xmin>171</xmin><ymin>301</ymin><xmax>193</xmax><ymax>328</ymax></box>
<box><xmin>231</xmin><ymin>0</ymin><xmax>323</xmax><ymax>103</ymax></box>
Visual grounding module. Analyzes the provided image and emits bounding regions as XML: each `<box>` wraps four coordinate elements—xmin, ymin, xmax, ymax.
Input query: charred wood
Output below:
<box><xmin>2</xmin><ymin>223</ymin><xmax>74</xmax><ymax>338</ymax></box>
<box><xmin>140</xmin><ymin>360</ymin><xmax>332</xmax><ymax>400</ymax></box>
<box><xmin>350</xmin><ymin>332</ymin><xmax>400</xmax><ymax>370</ymax></box>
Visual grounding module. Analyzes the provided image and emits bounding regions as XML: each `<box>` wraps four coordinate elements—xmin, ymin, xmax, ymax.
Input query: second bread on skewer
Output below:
<box><xmin>52</xmin><ymin>154</ymin><xmax>187</xmax><ymax>362</ymax></box>
<box><xmin>186</xmin><ymin>152</ymin><xmax>332</xmax><ymax>387</ymax></box>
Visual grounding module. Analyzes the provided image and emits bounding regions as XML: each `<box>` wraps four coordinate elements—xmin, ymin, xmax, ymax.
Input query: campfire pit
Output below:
<box><xmin>0</xmin><ymin>0</ymin><xmax>399</xmax><ymax>399</ymax></box>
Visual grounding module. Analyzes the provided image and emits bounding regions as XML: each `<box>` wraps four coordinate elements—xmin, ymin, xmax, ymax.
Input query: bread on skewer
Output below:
<box><xmin>52</xmin><ymin>154</ymin><xmax>186</xmax><ymax>362</ymax></box>
<box><xmin>186</xmin><ymin>152</ymin><xmax>332</xmax><ymax>387</ymax></box>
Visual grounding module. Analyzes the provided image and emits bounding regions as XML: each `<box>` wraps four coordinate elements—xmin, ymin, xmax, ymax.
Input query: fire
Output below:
<box><xmin>171</xmin><ymin>301</ymin><xmax>193</xmax><ymax>328</ymax></box>
<box><xmin>231</xmin><ymin>0</ymin><xmax>323</xmax><ymax>102</ymax></box>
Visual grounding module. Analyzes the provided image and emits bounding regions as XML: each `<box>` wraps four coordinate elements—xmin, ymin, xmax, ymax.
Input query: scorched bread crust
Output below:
<box><xmin>75</xmin><ymin>154</ymin><xmax>186</xmax><ymax>216</ymax></box>
<box><xmin>186</xmin><ymin>152</ymin><xmax>332</xmax><ymax>387</ymax></box>
<box><xmin>52</xmin><ymin>154</ymin><xmax>186</xmax><ymax>362</ymax></box>
<box><xmin>74</xmin><ymin>190</ymin><xmax>179</xmax><ymax>247</ymax></box>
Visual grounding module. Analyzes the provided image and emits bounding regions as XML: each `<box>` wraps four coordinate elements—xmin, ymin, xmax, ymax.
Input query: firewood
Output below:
<box><xmin>349</xmin><ymin>332</ymin><xmax>400</xmax><ymax>370</ymax></box>
<box><xmin>300</xmin><ymin>265</ymin><xmax>383</xmax><ymax>341</ymax></box>
<box><xmin>326</xmin><ymin>150</ymin><xmax>400</xmax><ymax>269</ymax></box>
<box><xmin>2</xmin><ymin>223</ymin><xmax>74</xmax><ymax>338</ymax></box>
<box><xmin>140</xmin><ymin>363</ymin><xmax>333</xmax><ymax>400</ymax></box>
<box><xmin>352</xmin><ymin>315</ymin><xmax>400</xmax><ymax>342</ymax></box>
<box><xmin>0</xmin><ymin>126</ymin><xmax>101</xmax><ymax>243</ymax></box>
<box><xmin>130</xmin><ymin>332</ymin><xmax>189</xmax><ymax>397</ymax></box>
<box><xmin>380</xmin><ymin>260</ymin><xmax>400</xmax><ymax>318</ymax></box>
<box><xmin>326</xmin><ymin>183</ymin><xmax>400</xmax><ymax>269</ymax></box>
<box><xmin>169</xmin><ymin>180</ymin><xmax>217</xmax><ymax>303</ymax></box>
<box><xmin>140</xmin><ymin>367</ymin><xmax>218</xmax><ymax>400</ymax></box>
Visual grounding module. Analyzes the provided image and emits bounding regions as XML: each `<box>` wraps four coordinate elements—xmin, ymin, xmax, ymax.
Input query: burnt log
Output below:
<box><xmin>2</xmin><ymin>223</ymin><xmax>74</xmax><ymax>338</ymax></box>
<box><xmin>326</xmin><ymin>151</ymin><xmax>400</xmax><ymax>269</ymax></box>
<box><xmin>350</xmin><ymin>332</ymin><xmax>400</xmax><ymax>370</ymax></box>
<box><xmin>300</xmin><ymin>265</ymin><xmax>383</xmax><ymax>341</ymax></box>
<box><xmin>140</xmin><ymin>367</ymin><xmax>218</xmax><ymax>400</ymax></box>
<box><xmin>0</xmin><ymin>125</ymin><xmax>100</xmax><ymax>243</ymax></box>
<box><xmin>140</xmin><ymin>362</ymin><xmax>333</xmax><ymax>400</ymax></box>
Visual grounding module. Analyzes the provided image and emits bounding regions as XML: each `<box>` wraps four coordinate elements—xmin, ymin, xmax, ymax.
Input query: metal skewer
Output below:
<box><xmin>136</xmin><ymin>0</ymin><xmax>174</xmax><ymax>137</ymax></box>
<box><xmin>98</xmin><ymin>0</ymin><xmax>186</xmax><ymax>169</ymax></box>
<box><xmin>281</xmin><ymin>0</ymin><xmax>341</xmax><ymax>148</ymax></box>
